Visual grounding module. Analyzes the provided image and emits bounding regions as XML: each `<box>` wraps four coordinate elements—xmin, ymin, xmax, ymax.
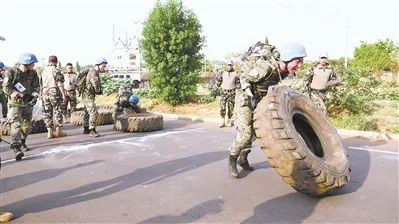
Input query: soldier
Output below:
<box><xmin>40</xmin><ymin>55</ymin><xmax>67</xmax><ymax>139</ymax></box>
<box><xmin>82</xmin><ymin>57</ymin><xmax>107</xmax><ymax>137</ymax></box>
<box><xmin>3</xmin><ymin>53</ymin><xmax>40</xmax><ymax>158</ymax></box>
<box><xmin>112</xmin><ymin>81</ymin><xmax>141</xmax><ymax>121</ymax></box>
<box><xmin>62</xmin><ymin>63</ymin><xmax>78</xmax><ymax>121</ymax></box>
<box><xmin>303</xmin><ymin>52</ymin><xmax>342</xmax><ymax>114</ymax></box>
<box><xmin>228</xmin><ymin>42</ymin><xmax>307</xmax><ymax>178</ymax></box>
<box><xmin>215</xmin><ymin>59</ymin><xmax>240</xmax><ymax>127</ymax></box>
<box><xmin>0</xmin><ymin>61</ymin><xmax>8</xmax><ymax>118</ymax></box>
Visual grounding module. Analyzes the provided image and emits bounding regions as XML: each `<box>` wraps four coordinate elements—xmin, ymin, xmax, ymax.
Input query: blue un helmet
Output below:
<box><xmin>279</xmin><ymin>43</ymin><xmax>307</xmax><ymax>62</ymax></box>
<box><xmin>18</xmin><ymin>53</ymin><xmax>38</xmax><ymax>65</ymax></box>
<box><xmin>95</xmin><ymin>57</ymin><xmax>108</xmax><ymax>65</ymax></box>
<box><xmin>0</xmin><ymin>61</ymin><xmax>5</xmax><ymax>69</ymax></box>
<box><xmin>129</xmin><ymin>95</ymin><xmax>140</xmax><ymax>105</ymax></box>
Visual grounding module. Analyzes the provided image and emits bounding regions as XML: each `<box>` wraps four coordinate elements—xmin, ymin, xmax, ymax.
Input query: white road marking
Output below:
<box><xmin>348</xmin><ymin>146</ymin><xmax>399</xmax><ymax>155</ymax></box>
<box><xmin>1</xmin><ymin>127</ymin><xmax>203</xmax><ymax>164</ymax></box>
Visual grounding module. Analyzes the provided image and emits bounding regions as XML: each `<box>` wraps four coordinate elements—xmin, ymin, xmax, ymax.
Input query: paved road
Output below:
<box><xmin>0</xmin><ymin>119</ymin><xmax>398</xmax><ymax>223</ymax></box>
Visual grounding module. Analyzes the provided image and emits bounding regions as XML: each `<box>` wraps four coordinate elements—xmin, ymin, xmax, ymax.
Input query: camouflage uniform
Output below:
<box><xmin>2</xmin><ymin>68</ymin><xmax>40</xmax><ymax>148</ymax></box>
<box><xmin>40</xmin><ymin>65</ymin><xmax>65</xmax><ymax>128</ymax></box>
<box><xmin>216</xmin><ymin>71</ymin><xmax>240</xmax><ymax>123</ymax></box>
<box><xmin>62</xmin><ymin>72</ymin><xmax>78</xmax><ymax>116</ymax></box>
<box><xmin>304</xmin><ymin>63</ymin><xmax>340</xmax><ymax>114</ymax></box>
<box><xmin>0</xmin><ymin>73</ymin><xmax>8</xmax><ymax>118</ymax></box>
<box><xmin>82</xmin><ymin>68</ymin><xmax>102</xmax><ymax>130</ymax></box>
<box><xmin>113</xmin><ymin>83</ymin><xmax>140</xmax><ymax>120</ymax></box>
<box><xmin>230</xmin><ymin>56</ymin><xmax>287</xmax><ymax>156</ymax></box>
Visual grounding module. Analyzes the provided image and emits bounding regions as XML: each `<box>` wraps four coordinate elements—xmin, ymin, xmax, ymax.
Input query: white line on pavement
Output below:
<box><xmin>1</xmin><ymin>127</ymin><xmax>203</xmax><ymax>164</ymax></box>
<box><xmin>348</xmin><ymin>146</ymin><xmax>399</xmax><ymax>155</ymax></box>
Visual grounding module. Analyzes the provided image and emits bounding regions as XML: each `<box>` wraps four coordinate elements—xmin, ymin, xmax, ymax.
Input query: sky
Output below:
<box><xmin>0</xmin><ymin>0</ymin><xmax>398</xmax><ymax>66</ymax></box>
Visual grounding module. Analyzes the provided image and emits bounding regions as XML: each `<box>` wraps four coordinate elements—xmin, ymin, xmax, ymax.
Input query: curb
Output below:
<box><xmin>156</xmin><ymin>112</ymin><xmax>399</xmax><ymax>142</ymax></box>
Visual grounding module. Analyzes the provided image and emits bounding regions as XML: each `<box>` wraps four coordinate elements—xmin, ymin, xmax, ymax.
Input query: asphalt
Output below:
<box><xmin>0</xmin><ymin>118</ymin><xmax>398</xmax><ymax>223</ymax></box>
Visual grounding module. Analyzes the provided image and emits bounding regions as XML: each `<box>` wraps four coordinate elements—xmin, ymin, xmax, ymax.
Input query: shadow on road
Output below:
<box><xmin>4</xmin><ymin>151</ymin><xmax>226</xmax><ymax>218</ymax></box>
<box><xmin>137</xmin><ymin>199</ymin><xmax>224</xmax><ymax>224</ymax></box>
<box><xmin>0</xmin><ymin>160</ymin><xmax>103</xmax><ymax>193</ymax></box>
<box><xmin>242</xmin><ymin>136</ymin><xmax>372</xmax><ymax>223</ymax></box>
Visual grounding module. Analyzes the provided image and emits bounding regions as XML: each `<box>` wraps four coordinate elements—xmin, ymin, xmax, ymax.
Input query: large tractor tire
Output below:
<box><xmin>0</xmin><ymin>118</ymin><xmax>47</xmax><ymax>136</ymax></box>
<box><xmin>253</xmin><ymin>86</ymin><xmax>350</xmax><ymax>196</ymax></box>
<box><xmin>70</xmin><ymin>105</ymin><xmax>114</xmax><ymax>126</ymax></box>
<box><xmin>114</xmin><ymin>113</ymin><xmax>163</xmax><ymax>132</ymax></box>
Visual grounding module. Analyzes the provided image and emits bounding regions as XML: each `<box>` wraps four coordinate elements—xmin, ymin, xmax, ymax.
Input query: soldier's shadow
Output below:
<box><xmin>242</xmin><ymin>136</ymin><xmax>372</xmax><ymax>223</ymax></box>
<box><xmin>3</xmin><ymin>151</ymin><xmax>227</xmax><ymax>219</ymax></box>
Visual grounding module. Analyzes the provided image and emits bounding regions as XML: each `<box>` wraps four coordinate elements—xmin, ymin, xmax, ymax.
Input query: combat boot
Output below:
<box><xmin>21</xmin><ymin>139</ymin><xmax>30</xmax><ymax>152</ymax></box>
<box><xmin>237</xmin><ymin>150</ymin><xmax>254</xmax><ymax>171</ymax></box>
<box><xmin>63</xmin><ymin>114</ymin><xmax>69</xmax><ymax>123</ymax></box>
<box><xmin>83</xmin><ymin>126</ymin><xmax>90</xmax><ymax>134</ymax></box>
<box><xmin>47</xmin><ymin>128</ymin><xmax>54</xmax><ymax>139</ymax></box>
<box><xmin>219</xmin><ymin>119</ymin><xmax>225</xmax><ymax>128</ymax></box>
<box><xmin>0</xmin><ymin>209</ymin><xmax>14</xmax><ymax>222</ymax></box>
<box><xmin>54</xmin><ymin>126</ymin><xmax>67</xmax><ymax>138</ymax></box>
<box><xmin>11</xmin><ymin>143</ymin><xmax>24</xmax><ymax>161</ymax></box>
<box><xmin>228</xmin><ymin>154</ymin><xmax>239</xmax><ymax>178</ymax></box>
<box><xmin>89</xmin><ymin>128</ymin><xmax>100</xmax><ymax>138</ymax></box>
<box><xmin>225</xmin><ymin>118</ymin><xmax>234</xmax><ymax>127</ymax></box>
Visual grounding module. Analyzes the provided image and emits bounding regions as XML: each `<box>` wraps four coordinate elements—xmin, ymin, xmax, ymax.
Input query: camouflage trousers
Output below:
<box><xmin>8</xmin><ymin>105</ymin><xmax>33</xmax><ymax>145</ymax></box>
<box><xmin>43</xmin><ymin>88</ymin><xmax>63</xmax><ymax>128</ymax></box>
<box><xmin>0</xmin><ymin>93</ymin><xmax>8</xmax><ymax>118</ymax></box>
<box><xmin>229</xmin><ymin>90</ymin><xmax>257</xmax><ymax>156</ymax></box>
<box><xmin>62</xmin><ymin>89</ymin><xmax>77</xmax><ymax>116</ymax></box>
<box><xmin>82</xmin><ymin>97</ymin><xmax>98</xmax><ymax>129</ymax></box>
<box><xmin>219</xmin><ymin>89</ymin><xmax>236</xmax><ymax>119</ymax></box>
<box><xmin>309</xmin><ymin>89</ymin><xmax>327</xmax><ymax>115</ymax></box>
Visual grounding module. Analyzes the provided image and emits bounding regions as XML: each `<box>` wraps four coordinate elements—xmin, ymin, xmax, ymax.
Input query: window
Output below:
<box><xmin>119</xmin><ymin>75</ymin><xmax>124</xmax><ymax>78</ymax></box>
<box><xmin>126</xmin><ymin>75</ymin><xmax>131</xmax><ymax>78</ymax></box>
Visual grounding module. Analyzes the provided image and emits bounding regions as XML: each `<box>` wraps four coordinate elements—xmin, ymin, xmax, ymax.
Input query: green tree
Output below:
<box><xmin>352</xmin><ymin>39</ymin><xmax>399</xmax><ymax>73</ymax></box>
<box><xmin>141</xmin><ymin>0</ymin><xmax>205</xmax><ymax>105</ymax></box>
<box><xmin>75</xmin><ymin>61</ymin><xmax>81</xmax><ymax>73</ymax></box>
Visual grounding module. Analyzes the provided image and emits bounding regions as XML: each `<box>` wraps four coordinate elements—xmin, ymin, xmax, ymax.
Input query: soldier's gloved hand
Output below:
<box><xmin>97</xmin><ymin>89</ymin><xmax>103</xmax><ymax>95</ymax></box>
<box><xmin>244</xmin><ymin>88</ymin><xmax>253</xmax><ymax>98</ymax></box>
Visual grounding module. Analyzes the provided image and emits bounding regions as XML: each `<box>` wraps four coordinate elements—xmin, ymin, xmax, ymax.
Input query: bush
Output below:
<box><xmin>199</xmin><ymin>94</ymin><xmax>215</xmax><ymax>104</ymax></box>
<box><xmin>100</xmin><ymin>74</ymin><xmax>126</xmax><ymax>95</ymax></box>
<box><xmin>132</xmin><ymin>87</ymin><xmax>157</xmax><ymax>99</ymax></box>
<box><xmin>325</xmin><ymin>66</ymin><xmax>381</xmax><ymax>115</ymax></box>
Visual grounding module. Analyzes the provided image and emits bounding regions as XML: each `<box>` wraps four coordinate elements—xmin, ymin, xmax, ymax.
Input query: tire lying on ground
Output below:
<box><xmin>70</xmin><ymin>105</ymin><xmax>114</xmax><ymax>126</ymax></box>
<box><xmin>114</xmin><ymin>113</ymin><xmax>163</xmax><ymax>132</ymax></box>
<box><xmin>253</xmin><ymin>86</ymin><xmax>350</xmax><ymax>196</ymax></box>
<box><xmin>0</xmin><ymin>118</ymin><xmax>47</xmax><ymax>136</ymax></box>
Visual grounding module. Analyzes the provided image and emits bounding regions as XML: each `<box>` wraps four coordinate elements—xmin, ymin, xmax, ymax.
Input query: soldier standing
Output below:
<box><xmin>2</xmin><ymin>53</ymin><xmax>40</xmax><ymax>158</ymax></box>
<box><xmin>82</xmin><ymin>57</ymin><xmax>107</xmax><ymax>137</ymax></box>
<box><xmin>40</xmin><ymin>55</ymin><xmax>67</xmax><ymax>139</ymax></box>
<box><xmin>228</xmin><ymin>42</ymin><xmax>307</xmax><ymax>178</ymax></box>
<box><xmin>303</xmin><ymin>52</ymin><xmax>342</xmax><ymax>114</ymax></box>
<box><xmin>216</xmin><ymin>59</ymin><xmax>240</xmax><ymax>127</ymax></box>
<box><xmin>0</xmin><ymin>61</ymin><xmax>8</xmax><ymax>118</ymax></box>
<box><xmin>62</xmin><ymin>63</ymin><xmax>78</xmax><ymax>121</ymax></box>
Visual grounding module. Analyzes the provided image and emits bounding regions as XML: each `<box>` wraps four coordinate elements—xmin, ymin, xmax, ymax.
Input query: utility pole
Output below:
<box><xmin>345</xmin><ymin>19</ymin><xmax>349</xmax><ymax>69</ymax></box>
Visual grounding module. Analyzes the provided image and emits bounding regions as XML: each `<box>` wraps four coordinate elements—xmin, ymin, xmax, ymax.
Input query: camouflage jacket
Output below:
<box><xmin>40</xmin><ymin>65</ymin><xmax>64</xmax><ymax>91</ymax></box>
<box><xmin>3</xmin><ymin>67</ymin><xmax>40</xmax><ymax>107</ymax></box>
<box><xmin>240</xmin><ymin>57</ymin><xmax>287</xmax><ymax>101</ymax></box>
<box><xmin>83</xmin><ymin>68</ymin><xmax>102</xmax><ymax>99</ymax></box>
<box><xmin>215</xmin><ymin>70</ymin><xmax>240</xmax><ymax>90</ymax></box>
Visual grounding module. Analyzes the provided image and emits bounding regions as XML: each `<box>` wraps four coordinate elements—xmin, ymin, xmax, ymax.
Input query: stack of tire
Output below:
<box><xmin>114</xmin><ymin>110</ymin><xmax>163</xmax><ymax>132</ymax></box>
<box><xmin>70</xmin><ymin>105</ymin><xmax>163</xmax><ymax>133</ymax></box>
<box><xmin>70</xmin><ymin>105</ymin><xmax>114</xmax><ymax>126</ymax></box>
<box><xmin>0</xmin><ymin>118</ymin><xmax>47</xmax><ymax>136</ymax></box>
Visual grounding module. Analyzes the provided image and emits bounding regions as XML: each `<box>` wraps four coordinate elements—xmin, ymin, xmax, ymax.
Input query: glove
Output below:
<box><xmin>28</xmin><ymin>95</ymin><xmax>38</xmax><ymax>106</ymax></box>
<box><xmin>244</xmin><ymin>88</ymin><xmax>253</xmax><ymax>98</ymax></box>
